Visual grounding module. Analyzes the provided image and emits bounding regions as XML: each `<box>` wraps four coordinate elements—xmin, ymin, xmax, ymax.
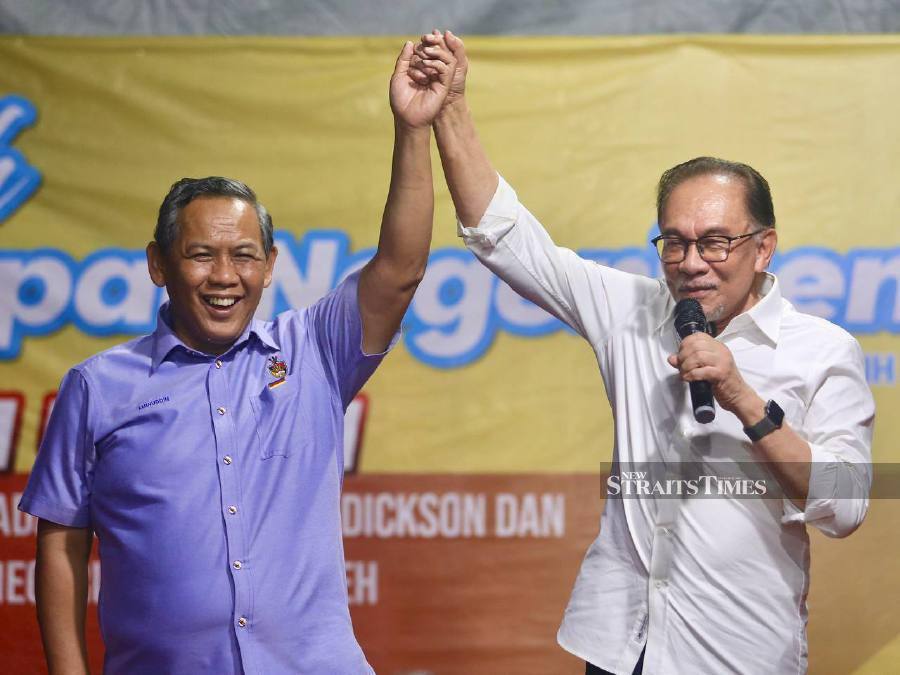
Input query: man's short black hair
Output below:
<box><xmin>656</xmin><ymin>157</ymin><xmax>776</xmax><ymax>230</ymax></box>
<box><xmin>154</xmin><ymin>176</ymin><xmax>274</xmax><ymax>255</ymax></box>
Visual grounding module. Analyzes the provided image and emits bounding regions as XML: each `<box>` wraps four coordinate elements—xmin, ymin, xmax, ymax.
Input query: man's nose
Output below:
<box><xmin>208</xmin><ymin>256</ymin><xmax>238</xmax><ymax>285</ymax></box>
<box><xmin>679</xmin><ymin>242</ymin><xmax>709</xmax><ymax>274</ymax></box>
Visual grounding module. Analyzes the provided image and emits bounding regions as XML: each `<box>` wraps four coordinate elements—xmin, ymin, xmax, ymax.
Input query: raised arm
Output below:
<box><xmin>412</xmin><ymin>30</ymin><xmax>497</xmax><ymax>229</ymax></box>
<box><xmin>35</xmin><ymin>520</ymin><xmax>93</xmax><ymax>675</ymax></box>
<box><xmin>357</xmin><ymin>40</ymin><xmax>456</xmax><ymax>354</ymax></box>
<box><xmin>410</xmin><ymin>32</ymin><xmax>666</xmax><ymax>345</ymax></box>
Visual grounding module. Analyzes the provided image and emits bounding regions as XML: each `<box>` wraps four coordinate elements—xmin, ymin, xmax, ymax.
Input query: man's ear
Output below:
<box><xmin>263</xmin><ymin>245</ymin><xmax>278</xmax><ymax>288</ymax></box>
<box><xmin>754</xmin><ymin>228</ymin><xmax>777</xmax><ymax>273</ymax></box>
<box><xmin>146</xmin><ymin>242</ymin><xmax>167</xmax><ymax>288</ymax></box>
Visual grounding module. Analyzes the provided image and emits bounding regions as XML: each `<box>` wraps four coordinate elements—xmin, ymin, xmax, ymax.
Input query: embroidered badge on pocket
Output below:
<box><xmin>267</xmin><ymin>355</ymin><xmax>288</xmax><ymax>389</ymax></box>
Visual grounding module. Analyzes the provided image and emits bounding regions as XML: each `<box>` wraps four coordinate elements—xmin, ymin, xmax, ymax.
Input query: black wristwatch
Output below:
<box><xmin>743</xmin><ymin>400</ymin><xmax>784</xmax><ymax>442</ymax></box>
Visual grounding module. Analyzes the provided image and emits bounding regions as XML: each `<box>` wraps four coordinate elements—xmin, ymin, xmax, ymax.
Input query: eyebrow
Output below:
<box><xmin>659</xmin><ymin>228</ymin><xmax>731</xmax><ymax>238</ymax></box>
<box><xmin>184</xmin><ymin>241</ymin><xmax>261</xmax><ymax>252</ymax></box>
<box><xmin>232</xmin><ymin>242</ymin><xmax>262</xmax><ymax>254</ymax></box>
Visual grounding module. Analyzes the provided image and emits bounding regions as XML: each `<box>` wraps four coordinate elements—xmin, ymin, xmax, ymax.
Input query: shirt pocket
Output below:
<box><xmin>249</xmin><ymin>377</ymin><xmax>302</xmax><ymax>460</ymax></box>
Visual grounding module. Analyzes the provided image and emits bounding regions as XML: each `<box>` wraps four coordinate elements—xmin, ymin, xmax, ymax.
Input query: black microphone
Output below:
<box><xmin>674</xmin><ymin>298</ymin><xmax>716</xmax><ymax>424</ymax></box>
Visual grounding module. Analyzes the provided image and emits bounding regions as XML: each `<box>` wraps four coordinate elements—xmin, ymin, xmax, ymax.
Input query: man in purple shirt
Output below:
<box><xmin>19</xmin><ymin>41</ymin><xmax>457</xmax><ymax>674</ymax></box>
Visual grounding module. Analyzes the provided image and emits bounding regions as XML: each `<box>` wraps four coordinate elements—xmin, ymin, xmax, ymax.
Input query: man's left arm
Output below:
<box><xmin>357</xmin><ymin>39</ymin><xmax>457</xmax><ymax>354</ymax></box>
<box><xmin>671</xmin><ymin>332</ymin><xmax>874</xmax><ymax>536</ymax></box>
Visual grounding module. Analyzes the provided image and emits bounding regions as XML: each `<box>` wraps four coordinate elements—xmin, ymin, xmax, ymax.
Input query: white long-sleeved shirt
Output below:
<box><xmin>459</xmin><ymin>176</ymin><xmax>874</xmax><ymax>675</ymax></box>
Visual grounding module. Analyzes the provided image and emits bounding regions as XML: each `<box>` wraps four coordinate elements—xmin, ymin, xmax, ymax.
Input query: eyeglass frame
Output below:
<box><xmin>650</xmin><ymin>228</ymin><xmax>767</xmax><ymax>263</ymax></box>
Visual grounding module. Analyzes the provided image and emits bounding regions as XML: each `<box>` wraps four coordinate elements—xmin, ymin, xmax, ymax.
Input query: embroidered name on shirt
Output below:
<box><xmin>268</xmin><ymin>355</ymin><xmax>288</xmax><ymax>389</ymax></box>
<box><xmin>137</xmin><ymin>396</ymin><xmax>170</xmax><ymax>411</ymax></box>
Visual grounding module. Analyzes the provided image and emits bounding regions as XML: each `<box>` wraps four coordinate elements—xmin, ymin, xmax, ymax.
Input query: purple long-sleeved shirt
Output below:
<box><xmin>20</xmin><ymin>271</ymin><xmax>388</xmax><ymax>674</ymax></box>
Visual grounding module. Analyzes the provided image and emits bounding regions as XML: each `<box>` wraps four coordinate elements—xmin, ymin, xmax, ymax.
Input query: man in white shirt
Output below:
<box><xmin>412</xmin><ymin>32</ymin><xmax>874</xmax><ymax>675</ymax></box>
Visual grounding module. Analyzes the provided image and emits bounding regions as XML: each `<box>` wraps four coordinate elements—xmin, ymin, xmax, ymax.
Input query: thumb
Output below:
<box><xmin>667</xmin><ymin>354</ymin><xmax>679</xmax><ymax>368</ymax></box>
<box><xmin>445</xmin><ymin>30</ymin><xmax>466</xmax><ymax>58</ymax></box>
<box><xmin>393</xmin><ymin>41</ymin><xmax>413</xmax><ymax>76</ymax></box>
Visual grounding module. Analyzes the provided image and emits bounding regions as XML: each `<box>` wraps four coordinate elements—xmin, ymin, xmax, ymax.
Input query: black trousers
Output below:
<box><xmin>585</xmin><ymin>648</ymin><xmax>644</xmax><ymax>675</ymax></box>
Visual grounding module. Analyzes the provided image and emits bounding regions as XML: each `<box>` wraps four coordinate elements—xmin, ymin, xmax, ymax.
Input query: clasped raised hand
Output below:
<box><xmin>390</xmin><ymin>34</ymin><xmax>457</xmax><ymax>129</ymax></box>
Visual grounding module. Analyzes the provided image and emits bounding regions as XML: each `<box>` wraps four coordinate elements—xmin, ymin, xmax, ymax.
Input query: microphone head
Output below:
<box><xmin>674</xmin><ymin>298</ymin><xmax>707</xmax><ymax>339</ymax></box>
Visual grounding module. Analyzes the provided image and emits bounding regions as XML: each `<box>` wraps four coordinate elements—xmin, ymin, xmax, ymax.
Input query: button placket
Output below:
<box><xmin>208</xmin><ymin>364</ymin><xmax>252</xmax><ymax>650</ymax></box>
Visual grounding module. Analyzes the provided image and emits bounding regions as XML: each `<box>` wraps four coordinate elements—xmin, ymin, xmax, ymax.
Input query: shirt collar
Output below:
<box><xmin>655</xmin><ymin>272</ymin><xmax>781</xmax><ymax>345</ymax></box>
<box><xmin>150</xmin><ymin>302</ymin><xmax>280</xmax><ymax>371</ymax></box>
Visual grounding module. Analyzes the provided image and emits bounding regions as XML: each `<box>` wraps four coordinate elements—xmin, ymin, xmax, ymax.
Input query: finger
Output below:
<box><xmin>680</xmin><ymin>332</ymin><xmax>711</xmax><ymax>348</ymax></box>
<box><xmin>420</xmin><ymin>58</ymin><xmax>451</xmax><ymax>76</ymax></box>
<box><xmin>422</xmin><ymin>44</ymin><xmax>455</xmax><ymax>66</ymax></box>
<box><xmin>445</xmin><ymin>30</ymin><xmax>467</xmax><ymax>60</ymax></box>
<box><xmin>408</xmin><ymin>67</ymin><xmax>430</xmax><ymax>86</ymax></box>
<box><xmin>409</xmin><ymin>53</ymin><xmax>439</xmax><ymax>78</ymax></box>
<box><xmin>409</xmin><ymin>53</ymin><xmax>430</xmax><ymax>72</ymax></box>
<box><xmin>682</xmin><ymin>366</ymin><xmax>719</xmax><ymax>383</ymax></box>
<box><xmin>393</xmin><ymin>41</ymin><xmax>413</xmax><ymax>76</ymax></box>
<box><xmin>412</xmin><ymin>63</ymin><xmax>440</xmax><ymax>79</ymax></box>
<box><xmin>679</xmin><ymin>356</ymin><xmax>708</xmax><ymax>374</ymax></box>
<box><xmin>667</xmin><ymin>354</ymin><xmax>679</xmax><ymax>368</ymax></box>
<box><xmin>677</xmin><ymin>345</ymin><xmax>716</xmax><ymax>364</ymax></box>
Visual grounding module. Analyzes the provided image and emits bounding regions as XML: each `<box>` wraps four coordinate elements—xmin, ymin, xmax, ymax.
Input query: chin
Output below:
<box><xmin>704</xmin><ymin>303</ymin><xmax>726</xmax><ymax>323</ymax></box>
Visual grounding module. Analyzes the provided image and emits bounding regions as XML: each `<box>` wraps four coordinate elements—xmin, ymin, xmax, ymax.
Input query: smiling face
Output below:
<box><xmin>147</xmin><ymin>196</ymin><xmax>277</xmax><ymax>355</ymax></box>
<box><xmin>660</xmin><ymin>173</ymin><xmax>776</xmax><ymax>330</ymax></box>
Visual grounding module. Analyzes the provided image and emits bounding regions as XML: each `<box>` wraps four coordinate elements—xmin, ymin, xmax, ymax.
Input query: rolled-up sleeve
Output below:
<box><xmin>18</xmin><ymin>368</ymin><xmax>97</xmax><ymax>528</ymax></box>
<box><xmin>458</xmin><ymin>174</ymin><xmax>666</xmax><ymax>345</ymax></box>
<box><xmin>781</xmin><ymin>335</ymin><xmax>874</xmax><ymax>537</ymax></box>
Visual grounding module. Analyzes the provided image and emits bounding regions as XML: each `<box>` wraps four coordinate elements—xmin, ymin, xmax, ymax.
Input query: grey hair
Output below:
<box><xmin>154</xmin><ymin>176</ymin><xmax>274</xmax><ymax>256</ymax></box>
<box><xmin>656</xmin><ymin>157</ymin><xmax>776</xmax><ymax>231</ymax></box>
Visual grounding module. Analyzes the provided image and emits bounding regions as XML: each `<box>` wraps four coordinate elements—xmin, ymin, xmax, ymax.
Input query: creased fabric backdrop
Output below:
<box><xmin>0</xmin><ymin>36</ymin><xmax>898</xmax><ymax>674</ymax></box>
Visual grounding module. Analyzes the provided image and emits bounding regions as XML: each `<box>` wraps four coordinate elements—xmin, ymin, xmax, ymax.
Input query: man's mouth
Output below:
<box><xmin>203</xmin><ymin>295</ymin><xmax>240</xmax><ymax>310</ymax></box>
<box><xmin>678</xmin><ymin>286</ymin><xmax>716</xmax><ymax>297</ymax></box>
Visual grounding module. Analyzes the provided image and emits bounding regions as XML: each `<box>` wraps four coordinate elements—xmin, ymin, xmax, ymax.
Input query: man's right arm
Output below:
<box><xmin>35</xmin><ymin>520</ymin><xmax>93</xmax><ymax>674</ymax></box>
<box><xmin>416</xmin><ymin>30</ymin><xmax>497</xmax><ymax>229</ymax></box>
<box><xmin>414</xmin><ymin>32</ymin><xmax>665</xmax><ymax>343</ymax></box>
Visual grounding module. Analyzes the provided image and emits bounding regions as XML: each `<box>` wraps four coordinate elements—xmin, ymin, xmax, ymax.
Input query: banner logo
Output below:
<box><xmin>0</xmin><ymin>95</ymin><xmax>41</xmax><ymax>224</ymax></box>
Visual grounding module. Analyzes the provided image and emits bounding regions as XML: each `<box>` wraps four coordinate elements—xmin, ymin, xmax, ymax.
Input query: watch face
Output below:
<box><xmin>766</xmin><ymin>400</ymin><xmax>785</xmax><ymax>426</ymax></box>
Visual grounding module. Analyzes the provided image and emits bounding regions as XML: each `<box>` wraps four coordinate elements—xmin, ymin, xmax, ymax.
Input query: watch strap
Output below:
<box><xmin>743</xmin><ymin>400</ymin><xmax>784</xmax><ymax>442</ymax></box>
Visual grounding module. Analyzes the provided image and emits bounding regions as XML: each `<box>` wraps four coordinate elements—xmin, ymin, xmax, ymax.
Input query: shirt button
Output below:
<box><xmin>233</xmin><ymin>560</ymin><xmax>243</xmax><ymax>570</ymax></box>
<box><xmin>227</xmin><ymin>505</ymin><xmax>238</xmax><ymax>515</ymax></box>
<box><xmin>215</xmin><ymin>359</ymin><xmax>223</xmax><ymax>369</ymax></box>
<box><xmin>223</xmin><ymin>455</ymin><xmax>233</xmax><ymax>465</ymax></box>
<box><xmin>217</xmin><ymin>407</ymin><xmax>226</xmax><ymax>415</ymax></box>
<box><xmin>237</xmin><ymin>617</ymin><xmax>248</xmax><ymax>628</ymax></box>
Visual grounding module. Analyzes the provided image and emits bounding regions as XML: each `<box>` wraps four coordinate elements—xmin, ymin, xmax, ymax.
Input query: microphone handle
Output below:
<box><xmin>689</xmin><ymin>379</ymin><xmax>716</xmax><ymax>424</ymax></box>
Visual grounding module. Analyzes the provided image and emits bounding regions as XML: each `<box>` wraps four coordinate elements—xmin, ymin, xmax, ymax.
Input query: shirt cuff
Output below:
<box><xmin>456</xmin><ymin>174</ymin><xmax>519</xmax><ymax>249</ymax></box>
<box><xmin>18</xmin><ymin>494</ymin><xmax>91</xmax><ymax>528</ymax></box>
<box><xmin>360</xmin><ymin>327</ymin><xmax>401</xmax><ymax>358</ymax></box>
<box><xmin>780</xmin><ymin>444</ymin><xmax>853</xmax><ymax>525</ymax></box>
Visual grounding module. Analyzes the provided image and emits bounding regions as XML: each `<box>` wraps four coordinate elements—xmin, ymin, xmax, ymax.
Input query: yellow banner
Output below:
<box><xmin>1</xmin><ymin>36</ymin><xmax>897</xmax><ymax>476</ymax></box>
<box><xmin>1</xmin><ymin>35</ymin><xmax>899</xmax><ymax>675</ymax></box>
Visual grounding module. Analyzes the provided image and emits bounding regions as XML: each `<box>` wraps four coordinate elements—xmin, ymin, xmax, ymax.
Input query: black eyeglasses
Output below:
<box><xmin>650</xmin><ymin>230</ymin><xmax>765</xmax><ymax>263</ymax></box>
